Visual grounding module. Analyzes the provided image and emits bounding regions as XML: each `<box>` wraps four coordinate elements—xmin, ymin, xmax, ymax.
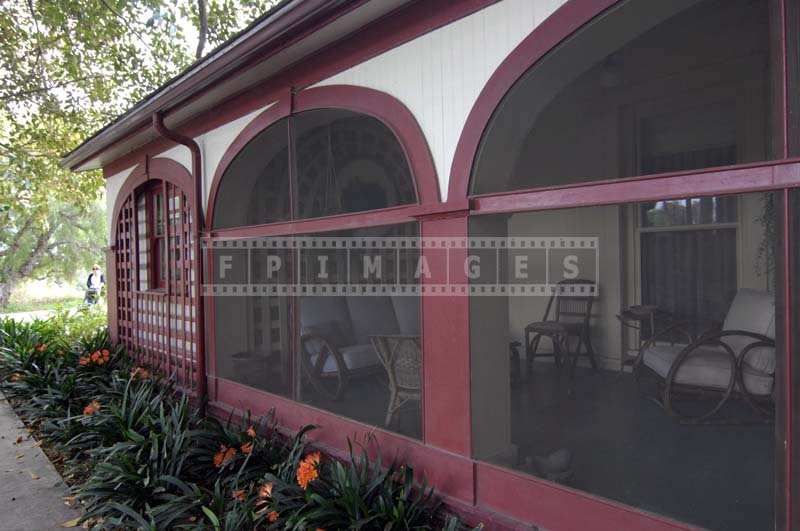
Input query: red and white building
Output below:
<box><xmin>64</xmin><ymin>1</ymin><xmax>799</xmax><ymax>528</ymax></box>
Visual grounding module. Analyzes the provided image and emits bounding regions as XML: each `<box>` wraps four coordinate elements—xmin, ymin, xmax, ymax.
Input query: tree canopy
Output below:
<box><xmin>0</xmin><ymin>0</ymin><xmax>281</xmax><ymax>307</ymax></box>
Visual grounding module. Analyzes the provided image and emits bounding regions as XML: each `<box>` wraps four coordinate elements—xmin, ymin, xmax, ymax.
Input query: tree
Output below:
<box><xmin>0</xmin><ymin>0</ymin><xmax>279</xmax><ymax>308</ymax></box>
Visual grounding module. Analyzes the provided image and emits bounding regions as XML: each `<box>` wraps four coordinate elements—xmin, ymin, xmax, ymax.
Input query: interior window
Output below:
<box><xmin>471</xmin><ymin>0</ymin><xmax>779</xmax><ymax>194</ymax></box>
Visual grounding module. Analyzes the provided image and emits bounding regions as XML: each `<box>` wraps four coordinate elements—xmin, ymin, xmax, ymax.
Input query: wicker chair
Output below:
<box><xmin>635</xmin><ymin>289</ymin><xmax>776</xmax><ymax>424</ymax></box>
<box><xmin>524</xmin><ymin>279</ymin><xmax>598</xmax><ymax>381</ymax></box>
<box><xmin>370</xmin><ymin>335</ymin><xmax>422</xmax><ymax>427</ymax></box>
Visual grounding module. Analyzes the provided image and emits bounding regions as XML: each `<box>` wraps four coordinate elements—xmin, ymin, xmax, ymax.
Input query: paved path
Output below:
<box><xmin>0</xmin><ymin>309</ymin><xmax>56</xmax><ymax>322</ymax></box>
<box><xmin>0</xmin><ymin>393</ymin><xmax>79</xmax><ymax>530</ymax></box>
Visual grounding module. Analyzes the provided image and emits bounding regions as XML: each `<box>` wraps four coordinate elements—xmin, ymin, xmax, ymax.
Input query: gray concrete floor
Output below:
<box><xmin>0</xmin><ymin>392</ymin><xmax>79</xmax><ymax>530</ymax></box>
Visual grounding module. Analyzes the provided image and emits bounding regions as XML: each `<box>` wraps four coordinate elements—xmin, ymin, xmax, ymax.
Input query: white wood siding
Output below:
<box><xmin>312</xmin><ymin>0</ymin><xmax>567</xmax><ymax>200</ymax></box>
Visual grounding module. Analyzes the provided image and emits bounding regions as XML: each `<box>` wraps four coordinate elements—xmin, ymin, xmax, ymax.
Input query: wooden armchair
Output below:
<box><xmin>635</xmin><ymin>289</ymin><xmax>776</xmax><ymax>423</ymax></box>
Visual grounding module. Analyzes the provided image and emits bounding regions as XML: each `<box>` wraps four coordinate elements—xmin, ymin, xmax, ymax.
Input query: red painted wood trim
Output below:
<box><xmin>420</xmin><ymin>215</ymin><xmax>472</xmax><ymax>457</ymax></box>
<box><xmin>203</xmin><ymin>98</ymin><xmax>291</xmax><ymax>229</ymax></box>
<box><xmin>447</xmin><ymin>0</ymin><xmax>621</xmax><ymax>200</ymax></box>
<box><xmin>209</xmin><ymin>377</ymin><xmax>475</xmax><ymax>502</ymax></box>
<box><xmin>204</xmin><ymin>85</ymin><xmax>440</xmax><ymax>230</ymax></box>
<box><xmin>294</xmin><ymin>85</ymin><xmax>440</xmax><ymax>204</ymax></box>
<box><xmin>105</xmin><ymin>248</ymin><xmax>118</xmax><ymax>344</ymax></box>
<box><xmin>110</xmin><ymin>158</ymin><xmax>195</xmax><ymax>235</ymax></box>
<box><xmin>97</xmin><ymin>0</ymin><xmax>501</xmax><ymax>177</ymax></box>
<box><xmin>472</xmin><ymin>161</ymin><xmax>800</xmax><ymax>216</ymax></box>
<box><xmin>475</xmin><ymin>462</ymin><xmax>694</xmax><ymax>531</ymax></box>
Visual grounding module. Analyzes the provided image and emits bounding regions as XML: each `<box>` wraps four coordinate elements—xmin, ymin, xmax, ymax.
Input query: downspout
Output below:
<box><xmin>152</xmin><ymin>112</ymin><xmax>207</xmax><ymax>414</ymax></box>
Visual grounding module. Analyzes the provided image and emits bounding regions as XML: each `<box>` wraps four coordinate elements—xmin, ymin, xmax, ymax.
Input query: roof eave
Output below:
<box><xmin>60</xmin><ymin>0</ymin><xmax>352</xmax><ymax>172</ymax></box>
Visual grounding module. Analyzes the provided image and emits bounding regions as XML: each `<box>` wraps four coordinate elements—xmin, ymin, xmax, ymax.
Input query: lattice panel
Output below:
<box><xmin>114</xmin><ymin>180</ymin><xmax>198</xmax><ymax>391</ymax></box>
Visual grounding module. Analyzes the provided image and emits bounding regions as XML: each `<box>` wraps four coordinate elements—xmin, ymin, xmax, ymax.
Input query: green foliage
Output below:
<box><xmin>0</xmin><ymin>0</ymin><xmax>281</xmax><ymax>308</ymax></box>
<box><xmin>263</xmin><ymin>439</ymin><xmax>444</xmax><ymax>530</ymax></box>
<box><xmin>0</xmin><ymin>312</ymin><xmax>477</xmax><ymax>530</ymax></box>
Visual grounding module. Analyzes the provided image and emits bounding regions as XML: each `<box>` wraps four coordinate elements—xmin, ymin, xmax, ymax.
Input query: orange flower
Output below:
<box><xmin>131</xmin><ymin>367</ymin><xmax>150</xmax><ymax>380</ymax></box>
<box><xmin>78</xmin><ymin>356</ymin><xmax>89</xmax><ymax>366</ymax></box>
<box><xmin>36</xmin><ymin>343</ymin><xmax>46</xmax><ymax>352</ymax></box>
<box><xmin>232</xmin><ymin>489</ymin><xmax>246</xmax><ymax>502</ymax></box>
<box><xmin>83</xmin><ymin>400</ymin><xmax>101</xmax><ymax>416</ymax></box>
<box><xmin>213</xmin><ymin>445</ymin><xmax>237</xmax><ymax>468</ymax></box>
<box><xmin>241</xmin><ymin>441</ymin><xmax>253</xmax><ymax>455</ymax></box>
<box><xmin>101</xmin><ymin>349</ymin><xmax>110</xmax><ymax>359</ymax></box>
<box><xmin>90</xmin><ymin>351</ymin><xmax>100</xmax><ymax>362</ymax></box>
<box><xmin>9</xmin><ymin>373</ymin><xmax>23</xmax><ymax>382</ymax></box>
<box><xmin>246</xmin><ymin>426</ymin><xmax>257</xmax><ymax>438</ymax></box>
<box><xmin>258</xmin><ymin>482</ymin><xmax>273</xmax><ymax>499</ymax></box>
<box><xmin>267</xmin><ymin>511</ymin><xmax>279</xmax><ymax>523</ymax></box>
<box><xmin>296</xmin><ymin>452</ymin><xmax>321</xmax><ymax>489</ymax></box>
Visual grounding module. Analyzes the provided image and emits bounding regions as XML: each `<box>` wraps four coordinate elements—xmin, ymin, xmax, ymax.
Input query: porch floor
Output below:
<box><xmin>509</xmin><ymin>362</ymin><xmax>773</xmax><ymax>531</ymax></box>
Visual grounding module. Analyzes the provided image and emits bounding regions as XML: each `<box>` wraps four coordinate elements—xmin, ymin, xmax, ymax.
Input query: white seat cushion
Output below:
<box><xmin>721</xmin><ymin>289</ymin><xmax>776</xmax><ymax>374</ymax></box>
<box><xmin>642</xmin><ymin>344</ymin><xmax>773</xmax><ymax>396</ymax></box>
<box><xmin>311</xmin><ymin>343</ymin><xmax>380</xmax><ymax>374</ymax></box>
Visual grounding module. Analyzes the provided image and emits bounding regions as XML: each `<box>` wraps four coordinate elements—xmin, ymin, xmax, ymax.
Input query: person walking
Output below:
<box><xmin>85</xmin><ymin>265</ymin><xmax>105</xmax><ymax>305</ymax></box>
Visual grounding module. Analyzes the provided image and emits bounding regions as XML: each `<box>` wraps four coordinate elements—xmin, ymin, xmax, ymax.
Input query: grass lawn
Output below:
<box><xmin>1</xmin><ymin>296</ymin><xmax>84</xmax><ymax>314</ymax></box>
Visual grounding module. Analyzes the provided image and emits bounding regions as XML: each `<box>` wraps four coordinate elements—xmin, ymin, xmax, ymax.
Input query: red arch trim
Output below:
<box><xmin>203</xmin><ymin>98</ymin><xmax>291</xmax><ymax>229</ymax></box>
<box><xmin>446</xmin><ymin>0</ymin><xmax>620</xmax><ymax>200</ymax></box>
<box><xmin>203</xmin><ymin>85</ymin><xmax>440</xmax><ymax>229</ymax></box>
<box><xmin>111</xmin><ymin>157</ymin><xmax>195</xmax><ymax>240</ymax></box>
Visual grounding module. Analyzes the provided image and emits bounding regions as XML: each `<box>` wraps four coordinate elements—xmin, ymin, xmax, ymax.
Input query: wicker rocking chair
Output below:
<box><xmin>370</xmin><ymin>335</ymin><xmax>421</xmax><ymax>427</ymax></box>
<box><xmin>635</xmin><ymin>289</ymin><xmax>776</xmax><ymax>424</ymax></box>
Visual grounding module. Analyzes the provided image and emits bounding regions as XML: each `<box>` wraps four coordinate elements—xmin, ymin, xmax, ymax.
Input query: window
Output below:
<box><xmin>211</xmin><ymin>108</ymin><xmax>421</xmax><ymax>438</ymax></box>
<box><xmin>471</xmin><ymin>0</ymin><xmax>780</xmax><ymax>194</ymax></box>
<box><xmin>137</xmin><ymin>183</ymin><xmax>167</xmax><ymax>290</ymax></box>
<box><xmin>212</xmin><ymin>110</ymin><xmax>416</xmax><ymax>230</ymax></box>
<box><xmin>470</xmin><ymin>191</ymin><xmax>780</xmax><ymax>530</ymax></box>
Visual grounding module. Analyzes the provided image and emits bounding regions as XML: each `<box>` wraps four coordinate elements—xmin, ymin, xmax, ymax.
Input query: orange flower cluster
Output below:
<box><xmin>258</xmin><ymin>482</ymin><xmax>273</xmax><ymax>499</ymax></box>
<box><xmin>239</xmin><ymin>424</ymin><xmax>256</xmax><ymax>455</ymax></box>
<box><xmin>9</xmin><ymin>373</ymin><xmax>23</xmax><ymax>382</ymax></box>
<box><xmin>79</xmin><ymin>349</ymin><xmax>110</xmax><ymax>367</ymax></box>
<box><xmin>213</xmin><ymin>445</ymin><xmax>237</xmax><ymax>468</ymax></box>
<box><xmin>232</xmin><ymin>489</ymin><xmax>246</xmax><ymax>502</ymax></box>
<box><xmin>130</xmin><ymin>367</ymin><xmax>151</xmax><ymax>380</ymax></box>
<box><xmin>267</xmin><ymin>511</ymin><xmax>279</xmax><ymax>523</ymax></box>
<box><xmin>36</xmin><ymin>343</ymin><xmax>47</xmax><ymax>352</ymax></box>
<box><xmin>83</xmin><ymin>400</ymin><xmax>101</xmax><ymax>416</ymax></box>
<box><xmin>296</xmin><ymin>451</ymin><xmax>321</xmax><ymax>490</ymax></box>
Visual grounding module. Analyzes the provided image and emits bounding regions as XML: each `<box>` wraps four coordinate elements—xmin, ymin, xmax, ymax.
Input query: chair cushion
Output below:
<box><xmin>642</xmin><ymin>344</ymin><xmax>773</xmax><ymax>396</ymax></box>
<box><xmin>391</xmin><ymin>297</ymin><xmax>420</xmax><ymax>336</ymax></box>
<box><xmin>345</xmin><ymin>296</ymin><xmax>400</xmax><ymax>345</ymax></box>
<box><xmin>300</xmin><ymin>296</ymin><xmax>354</xmax><ymax>344</ymax></box>
<box><xmin>311</xmin><ymin>343</ymin><xmax>379</xmax><ymax>374</ymax></box>
<box><xmin>721</xmin><ymin>289</ymin><xmax>775</xmax><ymax>373</ymax></box>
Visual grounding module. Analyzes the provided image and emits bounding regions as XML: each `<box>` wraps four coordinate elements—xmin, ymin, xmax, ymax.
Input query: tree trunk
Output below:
<box><xmin>0</xmin><ymin>282</ymin><xmax>12</xmax><ymax>310</ymax></box>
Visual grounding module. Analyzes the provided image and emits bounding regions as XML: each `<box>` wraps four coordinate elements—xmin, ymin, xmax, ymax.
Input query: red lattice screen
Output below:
<box><xmin>114</xmin><ymin>180</ymin><xmax>198</xmax><ymax>391</ymax></box>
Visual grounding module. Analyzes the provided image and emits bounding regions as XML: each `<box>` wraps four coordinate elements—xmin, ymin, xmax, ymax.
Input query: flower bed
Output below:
<box><xmin>0</xmin><ymin>311</ymin><xmax>480</xmax><ymax>530</ymax></box>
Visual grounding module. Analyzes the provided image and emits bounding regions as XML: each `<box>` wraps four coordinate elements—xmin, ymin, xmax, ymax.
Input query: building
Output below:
<box><xmin>63</xmin><ymin>0</ymin><xmax>799</xmax><ymax>528</ymax></box>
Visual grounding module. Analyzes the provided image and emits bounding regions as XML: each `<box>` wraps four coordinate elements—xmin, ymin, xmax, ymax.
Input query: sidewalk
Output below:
<box><xmin>0</xmin><ymin>393</ymin><xmax>79</xmax><ymax>530</ymax></box>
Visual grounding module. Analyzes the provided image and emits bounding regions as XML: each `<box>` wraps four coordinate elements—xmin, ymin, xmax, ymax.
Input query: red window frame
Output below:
<box><xmin>142</xmin><ymin>182</ymin><xmax>167</xmax><ymax>291</ymax></box>
<box><xmin>448</xmin><ymin>0</ymin><xmax>799</xmax><ymax>529</ymax></box>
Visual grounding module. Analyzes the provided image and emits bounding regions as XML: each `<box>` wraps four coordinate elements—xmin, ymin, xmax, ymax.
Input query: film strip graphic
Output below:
<box><xmin>201</xmin><ymin>236</ymin><xmax>599</xmax><ymax>297</ymax></box>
